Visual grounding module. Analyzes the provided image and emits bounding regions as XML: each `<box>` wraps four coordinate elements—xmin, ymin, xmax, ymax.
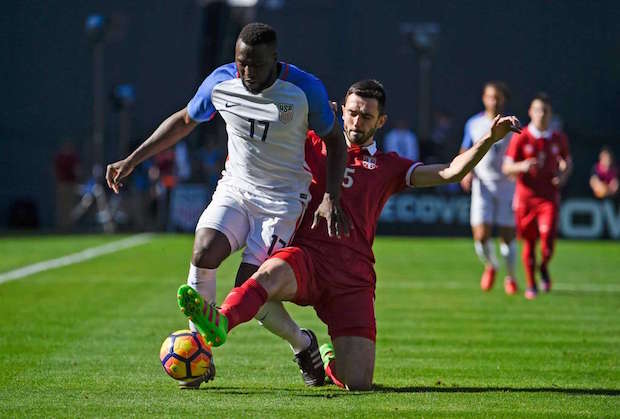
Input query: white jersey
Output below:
<box><xmin>187</xmin><ymin>62</ymin><xmax>335</xmax><ymax>205</ymax></box>
<box><xmin>461</xmin><ymin>112</ymin><xmax>513</xmax><ymax>189</ymax></box>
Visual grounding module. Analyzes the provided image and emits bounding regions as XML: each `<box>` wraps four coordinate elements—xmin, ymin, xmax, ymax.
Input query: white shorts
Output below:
<box><xmin>470</xmin><ymin>178</ymin><xmax>515</xmax><ymax>228</ymax></box>
<box><xmin>195</xmin><ymin>183</ymin><xmax>306</xmax><ymax>266</ymax></box>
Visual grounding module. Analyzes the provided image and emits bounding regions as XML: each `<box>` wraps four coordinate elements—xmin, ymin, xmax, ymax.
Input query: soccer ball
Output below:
<box><xmin>159</xmin><ymin>329</ymin><xmax>213</xmax><ymax>381</ymax></box>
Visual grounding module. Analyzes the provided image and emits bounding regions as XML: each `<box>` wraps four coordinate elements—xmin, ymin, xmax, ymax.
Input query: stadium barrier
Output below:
<box><xmin>168</xmin><ymin>185</ymin><xmax>619</xmax><ymax>239</ymax></box>
<box><xmin>377</xmin><ymin>192</ymin><xmax>619</xmax><ymax>240</ymax></box>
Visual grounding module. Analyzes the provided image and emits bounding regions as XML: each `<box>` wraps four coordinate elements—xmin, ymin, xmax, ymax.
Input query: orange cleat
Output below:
<box><xmin>480</xmin><ymin>266</ymin><xmax>496</xmax><ymax>291</ymax></box>
<box><xmin>504</xmin><ymin>276</ymin><xmax>518</xmax><ymax>295</ymax></box>
<box><xmin>524</xmin><ymin>287</ymin><xmax>538</xmax><ymax>300</ymax></box>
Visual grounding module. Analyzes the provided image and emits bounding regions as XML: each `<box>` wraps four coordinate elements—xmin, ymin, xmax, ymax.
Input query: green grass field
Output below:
<box><xmin>0</xmin><ymin>234</ymin><xmax>618</xmax><ymax>417</ymax></box>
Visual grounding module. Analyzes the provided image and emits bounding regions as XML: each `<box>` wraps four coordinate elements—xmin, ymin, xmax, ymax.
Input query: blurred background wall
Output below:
<box><xmin>1</xmin><ymin>0</ymin><xmax>618</xmax><ymax>233</ymax></box>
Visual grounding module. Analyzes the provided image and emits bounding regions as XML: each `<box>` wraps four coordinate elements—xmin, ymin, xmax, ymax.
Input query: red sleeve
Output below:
<box><xmin>505</xmin><ymin>132</ymin><xmax>523</xmax><ymax>161</ymax></box>
<box><xmin>559</xmin><ymin>132</ymin><xmax>570</xmax><ymax>159</ymax></box>
<box><xmin>386</xmin><ymin>153</ymin><xmax>417</xmax><ymax>194</ymax></box>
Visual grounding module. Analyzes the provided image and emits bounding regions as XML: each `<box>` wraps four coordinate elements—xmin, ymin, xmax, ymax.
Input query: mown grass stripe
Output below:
<box><xmin>0</xmin><ymin>233</ymin><xmax>153</xmax><ymax>284</ymax></box>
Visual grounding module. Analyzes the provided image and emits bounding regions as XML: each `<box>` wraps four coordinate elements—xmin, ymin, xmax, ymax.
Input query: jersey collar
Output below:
<box><xmin>528</xmin><ymin>123</ymin><xmax>552</xmax><ymax>140</ymax></box>
<box><xmin>345</xmin><ymin>138</ymin><xmax>377</xmax><ymax>156</ymax></box>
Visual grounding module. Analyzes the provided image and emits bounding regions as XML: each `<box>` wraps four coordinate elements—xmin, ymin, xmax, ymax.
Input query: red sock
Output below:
<box><xmin>325</xmin><ymin>360</ymin><xmax>345</xmax><ymax>389</ymax></box>
<box><xmin>540</xmin><ymin>234</ymin><xmax>554</xmax><ymax>268</ymax></box>
<box><xmin>220</xmin><ymin>278</ymin><xmax>268</xmax><ymax>331</ymax></box>
<box><xmin>522</xmin><ymin>239</ymin><xmax>537</xmax><ymax>289</ymax></box>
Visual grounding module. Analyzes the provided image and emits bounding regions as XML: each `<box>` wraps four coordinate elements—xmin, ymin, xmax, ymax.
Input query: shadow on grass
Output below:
<box><xmin>372</xmin><ymin>384</ymin><xmax>620</xmax><ymax>396</ymax></box>
<box><xmin>195</xmin><ymin>386</ymin><xmax>364</xmax><ymax>398</ymax></box>
<box><xmin>199</xmin><ymin>385</ymin><xmax>620</xmax><ymax>398</ymax></box>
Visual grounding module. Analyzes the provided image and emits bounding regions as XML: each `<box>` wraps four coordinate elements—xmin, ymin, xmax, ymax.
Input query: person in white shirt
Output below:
<box><xmin>460</xmin><ymin>81</ymin><xmax>518</xmax><ymax>295</ymax></box>
<box><xmin>383</xmin><ymin>119</ymin><xmax>419</xmax><ymax>161</ymax></box>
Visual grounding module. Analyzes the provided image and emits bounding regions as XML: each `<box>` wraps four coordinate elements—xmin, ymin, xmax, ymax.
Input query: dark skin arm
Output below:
<box><xmin>106</xmin><ymin>108</ymin><xmax>198</xmax><ymax>193</ymax></box>
<box><xmin>311</xmin><ymin>121</ymin><xmax>351</xmax><ymax>238</ymax></box>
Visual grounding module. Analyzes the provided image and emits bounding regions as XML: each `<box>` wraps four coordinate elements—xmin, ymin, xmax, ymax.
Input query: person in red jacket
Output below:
<box><xmin>503</xmin><ymin>93</ymin><xmax>572</xmax><ymax>299</ymax></box>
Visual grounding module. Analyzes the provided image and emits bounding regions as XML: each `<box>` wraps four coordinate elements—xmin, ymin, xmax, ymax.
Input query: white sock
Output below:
<box><xmin>500</xmin><ymin>240</ymin><xmax>517</xmax><ymax>278</ymax></box>
<box><xmin>187</xmin><ymin>263</ymin><xmax>217</xmax><ymax>331</ymax></box>
<box><xmin>255</xmin><ymin>301</ymin><xmax>310</xmax><ymax>353</ymax></box>
<box><xmin>474</xmin><ymin>240</ymin><xmax>498</xmax><ymax>268</ymax></box>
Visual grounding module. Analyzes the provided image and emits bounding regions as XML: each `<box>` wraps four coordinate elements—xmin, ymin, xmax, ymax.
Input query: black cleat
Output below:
<box><xmin>178</xmin><ymin>360</ymin><xmax>216</xmax><ymax>390</ymax></box>
<box><xmin>293</xmin><ymin>329</ymin><xmax>325</xmax><ymax>386</ymax></box>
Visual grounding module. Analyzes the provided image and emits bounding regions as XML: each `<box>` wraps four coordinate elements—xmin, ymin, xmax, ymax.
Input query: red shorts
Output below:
<box><xmin>515</xmin><ymin>198</ymin><xmax>558</xmax><ymax>240</ymax></box>
<box><xmin>270</xmin><ymin>246</ymin><xmax>376</xmax><ymax>342</ymax></box>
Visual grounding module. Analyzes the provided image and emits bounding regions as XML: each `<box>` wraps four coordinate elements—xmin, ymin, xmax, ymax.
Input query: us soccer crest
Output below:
<box><xmin>362</xmin><ymin>155</ymin><xmax>377</xmax><ymax>170</ymax></box>
<box><xmin>278</xmin><ymin>103</ymin><xmax>293</xmax><ymax>124</ymax></box>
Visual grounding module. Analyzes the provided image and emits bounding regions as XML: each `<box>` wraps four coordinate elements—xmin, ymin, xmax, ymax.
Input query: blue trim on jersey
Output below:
<box><xmin>187</xmin><ymin>62</ymin><xmax>334</xmax><ymax>135</ymax></box>
<box><xmin>283</xmin><ymin>63</ymin><xmax>335</xmax><ymax>137</ymax></box>
<box><xmin>460</xmin><ymin>112</ymin><xmax>485</xmax><ymax>150</ymax></box>
<box><xmin>187</xmin><ymin>63</ymin><xmax>237</xmax><ymax>123</ymax></box>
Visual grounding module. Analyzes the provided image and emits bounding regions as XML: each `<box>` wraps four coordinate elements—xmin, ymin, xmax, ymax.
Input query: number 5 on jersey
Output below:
<box><xmin>342</xmin><ymin>167</ymin><xmax>355</xmax><ymax>188</ymax></box>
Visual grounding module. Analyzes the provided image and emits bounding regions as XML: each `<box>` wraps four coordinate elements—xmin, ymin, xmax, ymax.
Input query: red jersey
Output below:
<box><xmin>505</xmin><ymin>125</ymin><xmax>570</xmax><ymax>204</ymax></box>
<box><xmin>292</xmin><ymin>131</ymin><xmax>419</xmax><ymax>288</ymax></box>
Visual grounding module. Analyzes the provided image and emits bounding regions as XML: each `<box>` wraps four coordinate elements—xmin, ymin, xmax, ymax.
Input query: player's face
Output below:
<box><xmin>528</xmin><ymin>99</ymin><xmax>552</xmax><ymax>131</ymax></box>
<box><xmin>342</xmin><ymin>94</ymin><xmax>387</xmax><ymax>146</ymax></box>
<box><xmin>482</xmin><ymin>86</ymin><xmax>505</xmax><ymax>115</ymax></box>
<box><xmin>235</xmin><ymin>40</ymin><xmax>278</xmax><ymax>94</ymax></box>
<box><xmin>600</xmin><ymin>151</ymin><xmax>612</xmax><ymax>167</ymax></box>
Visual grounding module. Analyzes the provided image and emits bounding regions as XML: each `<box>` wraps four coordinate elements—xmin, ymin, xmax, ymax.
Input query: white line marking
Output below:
<box><xmin>379</xmin><ymin>280</ymin><xmax>620</xmax><ymax>293</ymax></box>
<box><xmin>0</xmin><ymin>233</ymin><xmax>154</xmax><ymax>285</ymax></box>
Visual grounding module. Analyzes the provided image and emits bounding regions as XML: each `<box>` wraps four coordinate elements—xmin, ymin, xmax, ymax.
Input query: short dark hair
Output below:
<box><xmin>344</xmin><ymin>79</ymin><xmax>386</xmax><ymax>114</ymax></box>
<box><xmin>238</xmin><ymin>22</ymin><xmax>277</xmax><ymax>46</ymax></box>
<box><xmin>483</xmin><ymin>80</ymin><xmax>511</xmax><ymax>101</ymax></box>
<box><xmin>532</xmin><ymin>91</ymin><xmax>552</xmax><ymax>107</ymax></box>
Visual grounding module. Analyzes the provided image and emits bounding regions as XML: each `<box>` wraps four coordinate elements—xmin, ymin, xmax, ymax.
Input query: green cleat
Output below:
<box><xmin>177</xmin><ymin>285</ymin><xmax>228</xmax><ymax>347</ymax></box>
<box><xmin>319</xmin><ymin>343</ymin><xmax>335</xmax><ymax>371</ymax></box>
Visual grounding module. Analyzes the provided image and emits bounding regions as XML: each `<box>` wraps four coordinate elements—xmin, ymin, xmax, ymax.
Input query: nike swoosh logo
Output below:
<box><xmin>225</xmin><ymin>102</ymin><xmax>239</xmax><ymax>108</ymax></box>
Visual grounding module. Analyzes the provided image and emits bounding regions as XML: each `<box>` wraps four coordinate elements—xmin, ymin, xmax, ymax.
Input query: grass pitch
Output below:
<box><xmin>0</xmin><ymin>234</ymin><xmax>618</xmax><ymax>417</ymax></box>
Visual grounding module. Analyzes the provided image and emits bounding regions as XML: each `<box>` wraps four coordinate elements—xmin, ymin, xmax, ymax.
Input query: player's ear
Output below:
<box><xmin>271</xmin><ymin>44</ymin><xmax>278</xmax><ymax>62</ymax></box>
<box><xmin>377</xmin><ymin>114</ymin><xmax>387</xmax><ymax>129</ymax></box>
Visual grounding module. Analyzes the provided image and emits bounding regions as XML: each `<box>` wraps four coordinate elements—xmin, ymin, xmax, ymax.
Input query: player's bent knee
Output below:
<box><xmin>191</xmin><ymin>246</ymin><xmax>224</xmax><ymax>269</ymax></box>
<box><xmin>345</xmin><ymin>378</ymin><xmax>373</xmax><ymax>391</ymax></box>
<box><xmin>253</xmin><ymin>259</ymin><xmax>296</xmax><ymax>300</ymax></box>
<box><xmin>342</xmin><ymin>365</ymin><xmax>374</xmax><ymax>391</ymax></box>
<box><xmin>191</xmin><ymin>229</ymin><xmax>231</xmax><ymax>268</ymax></box>
<box><xmin>472</xmin><ymin>225</ymin><xmax>491</xmax><ymax>242</ymax></box>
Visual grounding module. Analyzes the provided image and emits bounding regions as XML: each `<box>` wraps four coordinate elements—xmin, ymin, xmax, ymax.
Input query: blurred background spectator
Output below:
<box><xmin>383</xmin><ymin>119</ymin><xmax>420</xmax><ymax>162</ymax></box>
<box><xmin>590</xmin><ymin>147</ymin><xmax>618</xmax><ymax>199</ymax></box>
<box><xmin>54</xmin><ymin>140</ymin><xmax>81</xmax><ymax>231</ymax></box>
<box><xmin>199</xmin><ymin>138</ymin><xmax>225</xmax><ymax>199</ymax></box>
<box><xmin>430</xmin><ymin>109</ymin><xmax>457</xmax><ymax>162</ymax></box>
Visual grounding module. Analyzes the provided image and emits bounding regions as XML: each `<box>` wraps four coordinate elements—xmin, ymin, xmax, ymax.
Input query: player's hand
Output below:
<box><xmin>460</xmin><ymin>172</ymin><xmax>473</xmax><ymax>193</ymax></box>
<box><xmin>105</xmin><ymin>159</ymin><xmax>135</xmax><ymax>194</ymax></box>
<box><xmin>490</xmin><ymin>114</ymin><xmax>521</xmax><ymax>141</ymax></box>
<box><xmin>520</xmin><ymin>158</ymin><xmax>538</xmax><ymax>173</ymax></box>
<box><xmin>311</xmin><ymin>193</ymin><xmax>351</xmax><ymax>238</ymax></box>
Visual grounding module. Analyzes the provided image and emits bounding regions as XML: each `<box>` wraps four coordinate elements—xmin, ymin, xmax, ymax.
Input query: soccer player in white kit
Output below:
<box><xmin>460</xmin><ymin>81</ymin><xmax>518</xmax><ymax>294</ymax></box>
<box><xmin>105</xmin><ymin>23</ymin><xmax>349</xmax><ymax>387</ymax></box>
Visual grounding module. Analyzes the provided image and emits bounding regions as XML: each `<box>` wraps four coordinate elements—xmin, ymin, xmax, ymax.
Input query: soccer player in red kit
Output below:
<box><xmin>178</xmin><ymin>80</ymin><xmax>521</xmax><ymax>390</ymax></box>
<box><xmin>503</xmin><ymin>93</ymin><xmax>572</xmax><ymax>300</ymax></box>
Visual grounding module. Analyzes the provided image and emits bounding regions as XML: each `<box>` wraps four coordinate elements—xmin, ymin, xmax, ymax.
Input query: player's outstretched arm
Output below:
<box><xmin>412</xmin><ymin>115</ymin><xmax>521</xmax><ymax>188</ymax></box>
<box><xmin>312</xmin><ymin>122</ymin><xmax>351</xmax><ymax>238</ymax></box>
<box><xmin>106</xmin><ymin>108</ymin><xmax>198</xmax><ymax>193</ymax></box>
